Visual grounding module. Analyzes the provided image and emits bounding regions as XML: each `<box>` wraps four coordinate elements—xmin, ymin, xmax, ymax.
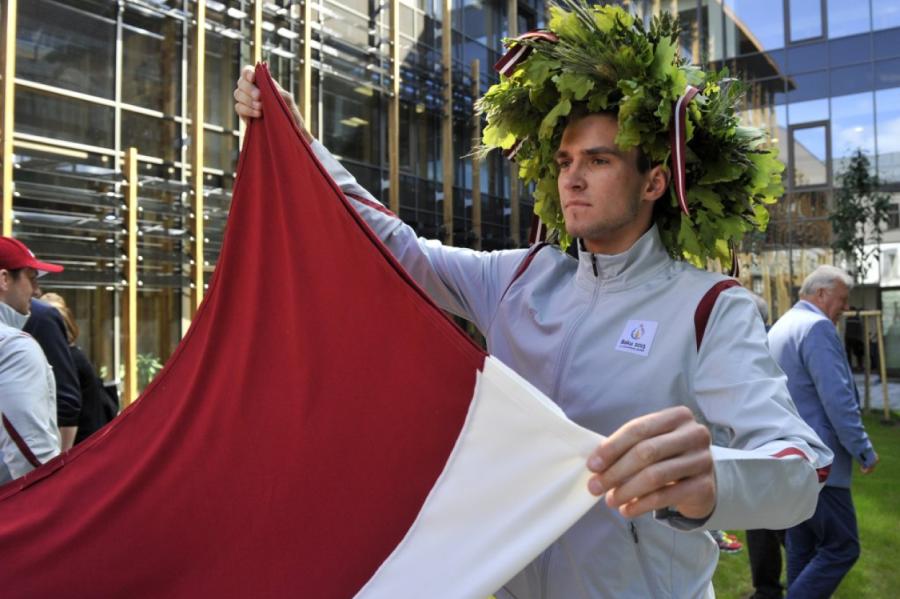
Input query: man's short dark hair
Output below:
<box><xmin>564</xmin><ymin>103</ymin><xmax>652</xmax><ymax>173</ymax></box>
<box><xmin>4</xmin><ymin>268</ymin><xmax>23</xmax><ymax>280</ymax></box>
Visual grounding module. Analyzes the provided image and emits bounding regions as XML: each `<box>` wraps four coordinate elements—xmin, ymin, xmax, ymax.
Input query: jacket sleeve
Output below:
<box><xmin>677</xmin><ymin>287</ymin><xmax>833</xmax><ymax>532</ymax></box>
<box><xmin>24</xmin><ymin>301</ymin><xmax>81</xmax><ymax>427</ymax></box>
<box><xmin>0</xmin><ymin>335</ymin><xmax>62</xmax><ymax>479</ymax></box>
<box><xmin>308</xmin><ymin>140</ymin><xmax>525</xmax><ymax>333</ymax></box>
<box><xmin>801</xmin><ymin>320</ymin><xmax>877</xmax><ymax>468</ymax></box>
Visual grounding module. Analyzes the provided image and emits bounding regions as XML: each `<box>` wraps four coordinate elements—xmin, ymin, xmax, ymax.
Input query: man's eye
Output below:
<box><xmin>592</xmin><ymin>158</ymin><xmax>608</xmax><ymax>165</ymax></box>
<box><xmin>557</xmin><ymin>161</ymin><xmax>570</xmax><ymax>169</ymax></box>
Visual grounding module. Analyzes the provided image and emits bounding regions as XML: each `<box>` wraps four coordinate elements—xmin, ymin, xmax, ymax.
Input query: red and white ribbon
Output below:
<box><xmin>528</xmin><ymin>213</ymin><xmax>548</xmax><ymax>245</ymax></box>
<box><xmin>669</xmin><ymin>85</ymin><xmax>700</xmax><ymax>216</ymax></box>
<box><xmin>493</xmin><ymin>31</ymin><xmax>559</xmax><ymax>77</ymax></box>
<box><xmin>503</xmin><ymin>137</ymin><xmax>526</xmax><ymax>162</ymax></box>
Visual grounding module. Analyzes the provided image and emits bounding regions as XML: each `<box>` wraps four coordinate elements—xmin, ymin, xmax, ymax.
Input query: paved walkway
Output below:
<box><xmin>853</xmin><ymin>372</ymin><xmax>900</xmax><ymax>414</ymax></box>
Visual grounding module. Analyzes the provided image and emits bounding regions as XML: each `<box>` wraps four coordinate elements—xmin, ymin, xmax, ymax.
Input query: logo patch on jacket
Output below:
<box><xmin>615</xmin><ymin>320</ymin><xmax>658</xmax><ymax>356</ymax></box>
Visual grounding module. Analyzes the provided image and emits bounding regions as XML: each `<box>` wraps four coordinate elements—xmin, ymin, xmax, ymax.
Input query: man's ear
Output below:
<box><xmin>643</xmin><ymin>164</ymin><xmax>670</xmax><ymax>203</ymax></box>
<box><xmin>0</xmin><ymin>270</ymin><xmax>8</xmax><ymax>293</ymax></box>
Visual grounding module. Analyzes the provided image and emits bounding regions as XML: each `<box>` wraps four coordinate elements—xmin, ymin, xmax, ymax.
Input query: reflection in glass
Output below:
<box><xmin>876</xmin><ymin>88</ymin><xmax>900</xmax><ymax>183</ymax></box>
<box><xmin>792</xmin><ymin>191</ymin><xmax>830</xmax><ymax>218</ymax></box>
<box><xmin>15</xmin><ymin>88</ymin><xmax>114</xmax><ymax>149</ymax></box>
<box><xmin>789</xmin><ymin>0</ymin><xmax>823</xmax><ymax>41</ymax></box>
<box><xmin>722</xmin><ymin>0</ymin><xmax>785</xmax><ymax>55</ymax></box>
<box><xmin>123</xmin><ymin>9</ymin><xmax>182</xmax><ymax>114</ymax></box>
<box><xmin>788</xmin><ymin>98</ymin><xmax>829</xmax><ymax>124</ymax></box>
<box><xmin>792</xmin><ymin>125</ymin><xmax>828</xmax><ymax>187</ymax></box>
<box><xmin>873</xmin><ymin>2</ymin><xmax>900</xmax><ymax>31</ymax></box>
<box><xmin>827</xmin><ymin>0</ymin><xmax>871</xmax><ymax>39</ymax></box>
<box><xmin>828</xmin><ymin>34</ymin><xmax>872</xmax><ymax>69</ymax></box>
<box><xmin>830</xmin><ymin>92</ymin><xmax>876</xmax><ymax>176</ymax></box>
<box><xmin>876</xmin><ymin>58</ymin><xmax>900</xmax><ymax>90</ymax></box>
<box><xmin>787</xmin><ymin>71</ymin><xmax>829</xmax><ymax>103</ymax></box>
<box><xmin>830</xmin><ymin>63</ymin><xmax>874</xmax><ymax>97</ymax></box>
<box><xmin>16</xmin><ymin>0</ymin><xmax>116</xmax><ymax>99</ymax></box>
<box><xmin>786</xmin><ymin>42</ymin><xmax>828</xmax><ymax>74</ymax></box>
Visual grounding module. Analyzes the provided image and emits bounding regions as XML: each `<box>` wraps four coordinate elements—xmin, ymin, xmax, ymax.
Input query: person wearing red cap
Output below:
<box><xmin>0</xmin><ymin>236</ymin><xmax>64</xmax><ymax>482</ymax></box>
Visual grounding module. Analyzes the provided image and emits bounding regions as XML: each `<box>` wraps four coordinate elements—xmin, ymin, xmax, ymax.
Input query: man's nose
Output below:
<box><xmin>561</xmin><ymin>164</ymin><xmax>585</xmax><ymax>191</ymax></box>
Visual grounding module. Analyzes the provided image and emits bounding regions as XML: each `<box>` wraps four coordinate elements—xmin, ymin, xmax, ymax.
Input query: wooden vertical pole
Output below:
<box><xmin>190</xmin><ymin>1</ymin><xmax>206</xmax><ymax>315</ymax></box>
<box><xmin>471</xmin><ymin>59</ymin><xmax>481</xmax><ymax>250</ymax></box>
<box><xmin>1</xmin><ymin>0</ymin><xmax>17</xmax><ymax>236</ymax></box>
<box><xmin>298</xmin><ymin>0</ymin><xmax>313</xmax><ymax>127</ymax></box>
<box><xmin>441</xmin><ymin>0</ymin><xmax>454</xmax><ymax>246</ymax></box>
<box><xmin>123</xmin><ymin>148</ymin><xmax>139</xmax><ymax>407</ymax></box>
<box><xmin>388</xmin><ymin>0</ymin><xmax>400</xmax><ymax>214</ymax></box>
<box><xmin>507</xmin><ymin>0</ymin><xmax>519</xmax><ymax>246</ymax></box>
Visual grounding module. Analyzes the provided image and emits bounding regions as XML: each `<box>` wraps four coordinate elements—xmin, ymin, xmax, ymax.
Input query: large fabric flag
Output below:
<box><xmin>0</xmin><ymin>64</ymin><xmax>602</xmax><ymax>598</ymax></box>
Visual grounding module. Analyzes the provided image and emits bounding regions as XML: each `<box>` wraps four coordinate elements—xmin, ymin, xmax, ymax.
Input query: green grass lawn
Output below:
<box><xmin>713</xmin><ymin>412</ymin><xmax>900</xmax><ymax>598</ymax></box>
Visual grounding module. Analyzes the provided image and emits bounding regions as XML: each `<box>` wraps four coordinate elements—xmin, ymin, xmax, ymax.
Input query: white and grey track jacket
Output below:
<box><xmin>0</xmin><ymin>301</ymin><xmax>60</xmax><ymax>484</ymax></box>
<box><xmin>311</xmin><ymin>141</ymin><xmax>831</xmax><ymax>598</ymax></box>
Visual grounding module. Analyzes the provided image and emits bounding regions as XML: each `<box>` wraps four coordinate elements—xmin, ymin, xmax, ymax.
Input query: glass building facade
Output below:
<box><xmin>2</xmin><ymin>0</ymin><xmax>900</xmax><ymax>382</ymax></box>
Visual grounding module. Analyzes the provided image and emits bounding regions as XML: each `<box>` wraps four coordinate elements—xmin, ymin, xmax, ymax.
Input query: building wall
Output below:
<box><xmin>1</xmin><ymin>0</ymin><xmax>541</xmax><ymax>386</ymax></box>
<box><xmin>4</xmin><ymin>0</ymin><xmax>900</xmax><ymax>382</ymax></box>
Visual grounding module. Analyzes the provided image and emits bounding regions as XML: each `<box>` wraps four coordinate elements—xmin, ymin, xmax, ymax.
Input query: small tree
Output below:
<box><xmin>830</xmin><ymin>149</ymin><xmax>892</xmax><ymax>281</ymax></box>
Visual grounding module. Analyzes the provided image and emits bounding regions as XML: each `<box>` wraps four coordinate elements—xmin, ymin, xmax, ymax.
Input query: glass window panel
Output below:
<box><xmin>880</xmin><ymin>288</ymin><xmax>900</xmax><ymax>371</ymax></box>
<box><xmin>876</xmin><ymin>58</ymin><xmax>900</xmax><ymax>90</ymax></box>
<box><xmin>786</xmin><ymin>41</ymin><xmax>828</xmax><ymax>74</ymax></box>
<box><xmin>123</xmin><ymin>111</ymin><xmax>181</xmax><ymax>160</ymax></box>
<box><xmin>15</xmin><ymin>88</ymin><xmax>114</xmax><ymax>149</ymax></box>
<box><xmin>205</xmin><ymin>33</ymin><xmax>242</xmax><ymax>129</ymax></box>
<box><xmin>876</xmin><ymin>88</ymin><xmax>900</xmax><ymax>183</ymax></box>
<box><xmin>829</xmin><ymin>34</ymin><xmax>872</xmax><ymax>68</ymax></box>
<box><xmin>723</xmin><ymin>0</ymin><xmax>786</xmax><ymax>54</ymax></box>
<box><xmin>792</xmin><ymin>191</ymin><xmax>830</xmax><ymax>218</ymax></box>
<box><xmin>321</xmin><ymin>77</ymin><xmax>381</xmax><ymax>166</ymax></box>
<box><xmin>789</xmin><ymin>98</ymin><xmax>829</xmax><ymax>124</ymax></box>
<box><xmin>830</xmin><ymin>63</ymin><xmax>874</xmax><ymax>97</ymax></box>
<box><xmin>831</xmin><ymin>92</ymin><xmax>876</xmax><ymax>176</ymax></box>
<box><xmin>123</xmin><ymin>9</ymin><xmax>183</xmax><ymax>114</ymax></box>
<box><xmin>792</xmin><ymin>219</ymin><xmax>832</xmax><ymax>249</ymax></box>
<box><xmin>873</xmin><ymin>2</ymin><xmax>900</xmax><ymax>31</ymax></box>
<box><xmin>789</xmin><ymin>0</ymin><xmax>824</xmax><ymax>41</ymax></box>
<box><xmin>874</xmin><ymin>28</ymin><xmax>900</xmax><ymax>60</ymax></box>
<box><xmin>16</xmin><ymin>0</ymin><xmax>116</xmax><ymax>99</ymax></box>
<box><xmin>204</xmin><ymin>130</ymin><xmax>237</xmax><ymax>173</ymax></box>
<box><xmin>827</xmin><ymin>0</ymin><xmax>871</xmax><ymax>39</ymax></box>
<box><xmin>787</xmin><ymin>70</ymin><xmax>829</xmax><ymax>103</ymax></box>
<box><xmin>792</xmin><ymin>125</ymin><xmax>828</xmax><ymax>187</ymax></box>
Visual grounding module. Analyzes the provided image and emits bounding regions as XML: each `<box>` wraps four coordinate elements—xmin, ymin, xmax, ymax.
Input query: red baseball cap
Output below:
<box><xmin>0</xmin><ymin>236</ymin><xmax>64</xmax><ymax>276</ymax></box>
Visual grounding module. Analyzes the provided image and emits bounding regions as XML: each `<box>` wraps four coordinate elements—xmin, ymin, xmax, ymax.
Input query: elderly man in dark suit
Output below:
<box><xmin>768</xmin><ymin>265</ymin><xmax>878</xmax><ymax>598</ymax></box>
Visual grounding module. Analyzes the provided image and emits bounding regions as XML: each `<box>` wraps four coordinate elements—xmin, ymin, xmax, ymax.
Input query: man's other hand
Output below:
<box><xmin>586</xmin><ymin>406</ymin><xmax>716</xmax><ymax>520</ymax></box>
<box><xmin>233</xmin><ymin>65</ymin><xmax>312</xmax><ymax>143</ymax></box>
<box><xmin>861</xmin><ymin>451</ymin><xmax>879</xmax><ymax>474</ymax></box>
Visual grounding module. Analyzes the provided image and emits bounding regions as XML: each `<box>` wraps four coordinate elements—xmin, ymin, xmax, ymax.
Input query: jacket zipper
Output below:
<box><xmin>548</xmin><ymin>271</ymin><xmax>601</xmax><ymax>401</ymax></box>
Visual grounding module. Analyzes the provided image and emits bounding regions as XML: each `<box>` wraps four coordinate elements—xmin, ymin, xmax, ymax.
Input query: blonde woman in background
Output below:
<box><xmin>41</xmin><ymin>293</ymin><xmax>118</xmax><ymax>445</ymax></box>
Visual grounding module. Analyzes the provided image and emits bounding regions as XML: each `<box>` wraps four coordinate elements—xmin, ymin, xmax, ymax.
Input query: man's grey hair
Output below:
<box><xmin>799</xmin><ymin>265</ymin><xmax>853</xmax><ymax>297</ymax></box>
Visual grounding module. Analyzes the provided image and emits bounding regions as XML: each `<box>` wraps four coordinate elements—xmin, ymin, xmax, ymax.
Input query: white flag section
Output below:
<box><xmin>356</xmin><ymin>356</ymin><xmax>603</xmax><ymax>598</ymax></box>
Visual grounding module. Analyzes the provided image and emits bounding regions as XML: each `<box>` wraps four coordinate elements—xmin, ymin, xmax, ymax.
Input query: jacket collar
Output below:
<box><xmin>0</xmin><ymin>300</ymin><xmax>29</xmax><ymax>330</ymax></box>
<box><xmin>796</xmin><ymin>299</ymin><xmax>827</xmax><ymax>318</ymax></box>
<box><xmin>574</xmin><ymin>225</ymin><xmax>671</xmax><ymax>292</ymax></box>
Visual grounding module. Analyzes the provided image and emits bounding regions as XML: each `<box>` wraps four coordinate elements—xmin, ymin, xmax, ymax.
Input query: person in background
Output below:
<box><xmin>41</xmin><ymin>293</ymin><xmax>118</xmax><ymax>445</ymax></box>
<box><xmin>745</xmin><ymin>292</ymin><xmax>788</xmax><ymax>599</ymax></box>
<box><xmin>0</xmin><ymin>237</ymin><xmax>63</xmax><ymax>482</ymax></box>
<box><xmin>25</xmin><ymin>278</ymin><xmax>81</xmax><ymax>450</ymax></box>
<box><xmin>768</xmin><ymin>265</ymin><xmax>878</xmax><ymax>598</ymax></box>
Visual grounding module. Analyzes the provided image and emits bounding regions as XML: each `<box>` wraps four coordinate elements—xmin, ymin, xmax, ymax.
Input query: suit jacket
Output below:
<box><xmin>768</xmin><ymin>300</ymin><xmax>876</xmax><ymax>488</ymax></box>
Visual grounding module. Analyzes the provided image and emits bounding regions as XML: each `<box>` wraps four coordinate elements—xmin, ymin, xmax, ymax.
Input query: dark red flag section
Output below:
<box><xmin>0</xmin><ymin>64</ymin><xmax>486</xmax><ymax>597</ymax></box>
